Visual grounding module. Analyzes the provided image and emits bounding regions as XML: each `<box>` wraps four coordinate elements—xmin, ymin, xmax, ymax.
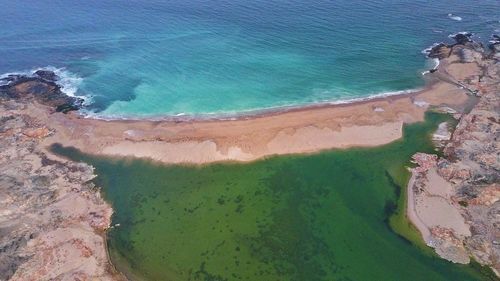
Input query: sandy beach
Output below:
<box><xmin>1</xmin><ymin>29</ymin><xmax>499</xmax><ymax>279</ymax></box>
<box><xmin>22</xmin><ymin>52</ymin><xmax>478</xmax><ymax>165</ymax></box>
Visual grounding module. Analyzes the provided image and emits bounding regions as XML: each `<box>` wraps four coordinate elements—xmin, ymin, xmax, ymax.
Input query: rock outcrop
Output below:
<box><xmin>0</xmin><ymin>70</ymin><xmax>83</xmax><ymax>113</ymax></box>
<box><xmin>426</xmin><ymin>32</ymin><xmax>484</xmax><ymax>60</ymax></box>
<box><xmin>489</xmin><ymin>35</ymin><xmax>500</xmax><ymax>59</ymax></box>
<box><xmin>0</xmin><ymin>98</ymin><xmax>120</xmax><ymax>279</ymax></box>
<box><xmin>410</xmin><ymin>35</ymin><xmax>499</xmax><ymax>276</ymax></box>
<box><xmin>1</xmin><ymin>33</ymin><xmax>498</xmax><ymax>279</ymax></box>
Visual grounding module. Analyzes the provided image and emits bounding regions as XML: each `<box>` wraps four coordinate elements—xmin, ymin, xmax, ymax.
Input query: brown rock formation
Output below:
<box><xmin>0</xmin><ymin>72</ymin><xmax>83</xmax><ymax>113</ymax></box>
<box><xmin>409</xmin><ymin>35</ymin><xmax>500</xmax><ymax>275</ymax></box>
<box><xmin>0</xmin><ymin>98</ymin><xmax>121</xmax><ymax>280</ymax></box>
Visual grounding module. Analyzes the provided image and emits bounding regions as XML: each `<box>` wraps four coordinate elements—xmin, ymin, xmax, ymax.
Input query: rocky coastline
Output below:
<box><xmin>0</xmin><ymin>70</ymin><xmax>84</xmax><ymax>114</ymax></box>
<box><xmin>0</xmin><ymin>33</ymin><xmax>498</xmax><ymax>280</ymax></box>
<box><xmin>409</xmin><ymin>34</ymin><xmax>499</xmax><ymax>276</ymax></box>
<box><xmin>0</xmin><ymin>77</ymin><xmax>120</xmax><ymax>279</ymax></box>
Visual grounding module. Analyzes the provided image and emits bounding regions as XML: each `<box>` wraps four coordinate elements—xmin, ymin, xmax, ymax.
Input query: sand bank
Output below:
<box><xmin>2</xmin><ymin>34</ymin><xmax>498</xmax><ymax>279</ymax></box>
<box><xmin>28</xmin><ymin>52</ymin><xmax>479</xmax><ymax>165</ymax></box>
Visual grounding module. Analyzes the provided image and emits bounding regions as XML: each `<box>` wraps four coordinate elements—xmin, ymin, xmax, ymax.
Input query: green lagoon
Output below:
<box><xmin>53</xmin><ymin>113</ymin><xmax>494</xmax><ymax>281</ymax></box>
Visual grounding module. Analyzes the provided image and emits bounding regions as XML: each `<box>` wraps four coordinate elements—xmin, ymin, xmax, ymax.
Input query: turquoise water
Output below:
<box><xmin>52</xmin><ymin>113</ymin><xmax>497</xmax><ymax>280</ymax></box>
<box><xmin>1</xmin><ymin>0</ymin><xmax>499</xmax><ymax>117</ymax></box>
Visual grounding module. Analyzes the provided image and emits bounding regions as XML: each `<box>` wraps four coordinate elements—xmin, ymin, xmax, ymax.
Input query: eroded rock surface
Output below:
<box><xmin>0</xmin><ymin>71</ymin><xmax>83</xmax><ymax>113</ymax></box>
<box><xmin>0</xmin><ymin>98</ymin><xmax>120</xmax><ymax>280</ymax></box>
<box><xmin>410</xmin><ymin>36</ymin><xmax>500</xmax><ymax>275</ymax></box>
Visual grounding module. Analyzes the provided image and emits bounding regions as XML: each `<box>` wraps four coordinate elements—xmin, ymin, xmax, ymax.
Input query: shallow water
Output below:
<box><xmin>53</xmin><ymin>113</ymin><xmax>495</xmax><ymax>281</ymax></box>
<box><xmin>2</xmin><ymin>0</ymin><xmax>500</xmax><ymax>116</ymax></box>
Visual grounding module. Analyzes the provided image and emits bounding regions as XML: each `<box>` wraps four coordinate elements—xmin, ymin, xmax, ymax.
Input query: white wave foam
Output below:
<box><xmin>45</xmin><ymin>67</ymin><xmax>80</xmax><ymax>94</ymax></box>
<box><xmin>0</xmin><ymin>69</ymin><xmax>32</xmax><ymax>86</ymax></box>
<box><xmin>447</xmin><ymin>13</ymin><xmax>462</xmax><ymax>21</ymax></box>
<box><xmin>422</xmin><ymin>58</ymin><xmax>440</xmax><ymax>75</ymax></box>
<box><xmin>421</xmin><ymin>42</ymin><xmax>444</xmax><ymax>56</ymax></box>
<box><xmin>448</xmin><ymin>31</ymin><xmax>472</xmax><ymax>38</ymax></box>
<box><xmin>432</xmin><ymin>58</ymin><xmax>440</xmax><ymax>69</ymax></box>
<box><xmin>318</xmin><ymin>88</ymin><xmax>421</xmax><ymax>105</ymax></box>
<box><xmin>0</xmin><ymin>66</ymin><xmax>93</xmax><ymax>105</ymax></box>
<box><xmin>490</xmin><ymin>36</ymin><xmax>500</xmax><ymax>44</ymax></box>
<box><xmin>3</xmin><ymin>65</ymin><xmax>425</xmax><ymax>122</ymax></box>
<box><xmin>81</xmin><ymin>88</ymin><xmax>423</xmax><ymax>121</ymax></box>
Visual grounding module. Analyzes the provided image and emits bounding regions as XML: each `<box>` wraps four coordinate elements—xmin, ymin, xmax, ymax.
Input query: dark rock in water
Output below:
<box><xmin>426</xmin><ymin>33</ymin><xmax>485</xmax><ymax>60</ymax></box>
<box><xmin>34</xmin><ymin>70</ymin><xmax>58</xmax><ymax>82</ymax></box>
<box><xmin>491</xmin><ymin>34</ymin><xmax>500</xmax><ymax>44</ymax></box>
<box><xmin>450</xmin><ymin>32</ymin><xmax>473</xmax><ymax>45</ymax></box>
<box><xmin>489</xmin><ymin>35</ymin><xmax>500</xmax><ymax>53</ymax></box>
<box><xmin>427</xmin><ymin>43</ymin><xmax>451</xmax><ymax>59</ymax></box>
<box><xmin>0</xmin><ymin>74</ymin><xmax>23</xmax><ymax>85</ymax></box>
<box><xmin>0</xmin><ymin>75</ymin><xmax>83</xmax><ymax>113</ymax></box>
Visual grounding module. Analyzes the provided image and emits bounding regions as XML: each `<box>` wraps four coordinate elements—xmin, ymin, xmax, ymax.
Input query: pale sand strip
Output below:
<box><xmin>99</xmin><ymin>122</ymin><xmax>402</xmax><ymax>163</ymax></box>
<box><xmin>407</xmin><ymin>172</ymin><xmax>432</xmax><ymax>242</ymax></box>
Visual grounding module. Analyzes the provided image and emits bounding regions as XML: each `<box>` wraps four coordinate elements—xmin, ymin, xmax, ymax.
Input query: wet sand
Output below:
<box><xmin>3</xmin><ymin>38</ymin><xmax>497</xmax><ymax>279</ymax></box>
<box><xmin>31</xmin><ymin>53</ymin><xmax>479</xmax><ymax>165</ymax></box>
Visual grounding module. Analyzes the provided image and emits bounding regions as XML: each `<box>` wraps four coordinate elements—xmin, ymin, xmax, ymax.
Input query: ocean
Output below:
<box><xmin>9</xmin><ymin>2</ymin><xmax>499</xmax><ymax>279</ymax></box>
<box><xmin>1</xmin><ymin>0</ymin><xmax>499</xmax><ymax>117</ymax></box>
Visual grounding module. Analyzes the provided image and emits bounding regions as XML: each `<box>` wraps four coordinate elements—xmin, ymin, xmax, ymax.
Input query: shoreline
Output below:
<box><xmin>1</xmin><ymin>58</ymin><xmax>432</xmax><ymax>122</ymax></box>
<box><xmin>2</xmin><ymin>33</ymin><xmax>498</xmax><ymax>279</ymax></box>
<box><xmin>2</xmin><ymin>32</ymin><xmax>482</xmax><ymax>124</ymax></box>
<box><xmin>2</xmin><ymin>34</ymin><xmax>484</xmax><ymax>166</ymax></box>
<box><xmin>404</xmin><ymin>38</ymin><xmax>500</xmax><ymax>275</ymax></box>
<box><xmin>1</xmin><ymin>31</ymin><xmax>477</xmax><ymax>123</ymax></box>
<box><xmin>79</xmin><ymin>87</ymin><xmax>425</xmax><ymax>122</ymax></box>
<box><xmin>406</xmin><ymin>171</ymin><xmax>432</xmax><ymax>242</ymax></box>
<box><xmin>37</xmin><ymin>53</ymin><xmax>474</xmax><ymax>165</ymax></box>
<box><xmin>0</xmin><ymin>65</ymin><xmax>429</xmax><ymax>123</ymax></box>
<box><xmin>0</xmin><ymin>113</ymin><xmax>119</xmax><ymax>280</ymax></box>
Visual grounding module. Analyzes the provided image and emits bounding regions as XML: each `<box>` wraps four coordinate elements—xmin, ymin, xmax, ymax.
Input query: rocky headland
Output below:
<box><xmin>409</xmin><ymin>33</ymin><xmax>499</xmax><ymax>275</ymax></box>
<box><xmin>0</xmin><ymin>77</ymin><xmax>120</xmax><ymax>279</ymax></box>
<box><xmin>0</xmin><ymin>33</ymin><xmax>498</xmax><ymax>279</ymax></box>
<box><xmin>0</xmin><ymin>70</ymin><xmax>84</xmax><ymax>114</ymax></box>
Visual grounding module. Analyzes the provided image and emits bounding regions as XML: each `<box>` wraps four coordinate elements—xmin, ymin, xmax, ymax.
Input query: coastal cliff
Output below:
<box><xmin>409</xmin><ymin>35</ymin><xmax>499</xmax><ymax>275</ymax></box>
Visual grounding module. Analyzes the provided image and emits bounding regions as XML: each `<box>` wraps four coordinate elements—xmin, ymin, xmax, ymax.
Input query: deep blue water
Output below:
<box><xmin>1</xmin><ymin>0</ymin><xmax>499</xmax><ymax>117</ymax></box>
